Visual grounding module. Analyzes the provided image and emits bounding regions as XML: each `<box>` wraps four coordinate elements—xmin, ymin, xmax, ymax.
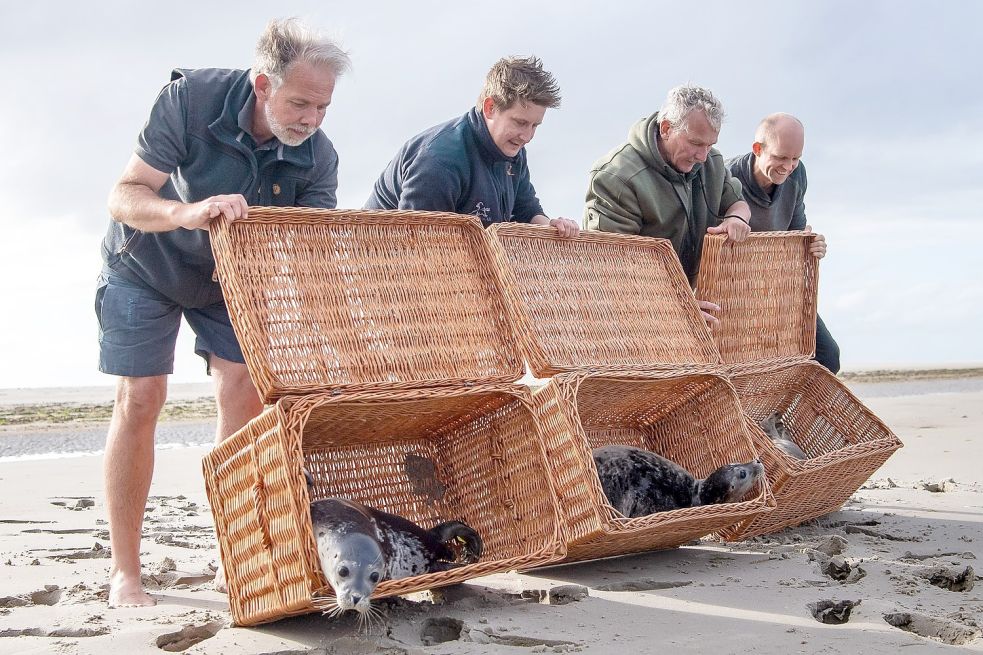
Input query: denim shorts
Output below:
<box><xmin>95</xmin><ymin>270</ymin><xmax>245</xmax><ymax>377</ymax></box>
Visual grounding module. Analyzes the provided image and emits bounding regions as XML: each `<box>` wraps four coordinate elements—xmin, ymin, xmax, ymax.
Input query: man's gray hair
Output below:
<box><xmin>658</xmin><ymin>84</ymin><xmax>724</xmax><ymax>133</ymax></box>
<box><xmin>477</xmin><ymin>56</ymin><xmax>562</xmax><ymax>111</ymax></box>
<box><xmin>251</xmin><ymin>18</ymin><xmax>351</xmax><ymax>88</ymax></box>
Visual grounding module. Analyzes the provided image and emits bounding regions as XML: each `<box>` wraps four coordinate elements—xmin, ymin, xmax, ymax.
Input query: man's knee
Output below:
<box><xmin>113</xmin><ymin>376</ymin><xmax>168</xmax><ymax>421</ymax></box>
<box><xmin>210</xmin><ymin>356</ymin><xmax>260</xmax><ymax>403</ymax></box>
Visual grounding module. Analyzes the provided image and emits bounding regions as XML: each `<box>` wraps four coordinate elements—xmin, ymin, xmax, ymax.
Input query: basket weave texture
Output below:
<box><xmin>487</xmin><ymin>224</ymin><xmax>720</xmax><ymax>375</ymax></box>
<box><xmin>486</xmin><ymin>225</ymin><xmax>776</xmax><ymax>559</ymax></box>
<box><xmin>210</xmin><ymin>208</ymin><xmax>525</xmax><ymax>403</ymax></box>
<box><xmin>531</xmin><ymin>368</ymin><xmax>774</xmax><ymax>562</ymax></box>
<box><xmin>695</xmin><ymin>233</ymin><xmax>818</xmax><ymax>367</ymax></box>
<box><xmin>203</xmin><ymin>209</ymin><xmax>567</xmax><ymax>626</ymax></box>
<box><xmin>716</xmin><ymin>362</ymin><xmax>902</xmax><ymax>540</ymax></box>
<box><xmin>695</xmin><ymin>234</ymin><xmax>902</xmax><ymax>539</ymax></box>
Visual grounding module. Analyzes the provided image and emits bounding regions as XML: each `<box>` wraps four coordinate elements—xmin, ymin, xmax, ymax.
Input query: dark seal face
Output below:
<box><xmin>697</xmin><ymin>461</ymin><xmax>765</xmax><ymax>506</ymax></box>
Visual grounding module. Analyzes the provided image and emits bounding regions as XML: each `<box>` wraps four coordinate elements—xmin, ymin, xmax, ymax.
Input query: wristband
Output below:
<box><xmin>723</xmin><ymin>214</ymin><xmax>749</xmax><ymax>226</ymax></box>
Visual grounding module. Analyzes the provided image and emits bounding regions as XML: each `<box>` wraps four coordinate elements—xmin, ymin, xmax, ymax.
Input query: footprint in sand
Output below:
<box><xmin>48</xmin><ymin>542</ymin><xmax>112</xmax><ymax>561</ymax></box>
<box><xmin>0</xmin><ymin>585</ymin><xmax>62</xmax><ymax>608</ymax></box>
<box><xmin>0</xmin><ymin>626</ymin><xmax>109</xmax><ymax>638</ymax></box>
<box><xmin>919</xmin><ymin>565</ymin><xmax>975</xmax><ymax>592</ymax></box>
<box><xmin>807</xmin><ymin>599</ymin><xmax>860</xmax><ymax>624</ymax></box>
<box><xmin>155</xmin><ymin>620</ymin><xmax>224</xmax><ymax>652</ymax></box>
<box><xmin>593</xmin><ymin>579</ymin><xmax>692</xmax><ymax>592</ymax></box>
<box><xmin>48</xmin><ymin>497</ymin><xmax>95</xmax><ymax>511</ymax></box>
<box><xmin>884</xmin><ymin>611</ymin><xmax>981</xmax><ymax>645</ymax></box>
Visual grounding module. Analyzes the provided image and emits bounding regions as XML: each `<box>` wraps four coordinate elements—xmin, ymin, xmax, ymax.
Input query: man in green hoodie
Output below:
<box><xmin>584</xmin><ymin>84</ymin><xmax>751</xmax><ymax>326</ymax></box>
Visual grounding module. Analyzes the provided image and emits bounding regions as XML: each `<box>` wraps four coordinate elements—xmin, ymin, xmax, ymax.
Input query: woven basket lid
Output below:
<box><xmin>210</xmin><ymin>208</ymin><xmax>525</xmax><ymax>403</ymax></box>
<box><xmin>695</xmin><ymin>233</ymin><xmax>818</xmax><ymax>368</ymax></box>
<box><xmin>486</xmin><ymin>224</ymin><xmax>721</xmax><ymax>376</ymax></box>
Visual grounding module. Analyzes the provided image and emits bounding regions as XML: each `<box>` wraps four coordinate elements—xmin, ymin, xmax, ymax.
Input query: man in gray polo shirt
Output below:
<box><xmin>96</xmin><ymin>18</ymin><xmax>350</xmax><ymax>607</ymax></box>
<box><xmin>726</xmin><ymin>113</ymin><xmax>840</xmax><ymax>373</ymax></box>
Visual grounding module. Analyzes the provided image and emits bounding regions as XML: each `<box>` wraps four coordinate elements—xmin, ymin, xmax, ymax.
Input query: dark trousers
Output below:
<box><xmin>815</xmin><ymin>314</ymin><xmax>840</xmax><ymax>374</ymax></box>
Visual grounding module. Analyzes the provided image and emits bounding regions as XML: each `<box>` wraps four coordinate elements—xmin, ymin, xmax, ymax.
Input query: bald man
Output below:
<box><xmin>726</xmin><ymin>114</ymin><xmax>840</xmax><ymax>373</ymax></box>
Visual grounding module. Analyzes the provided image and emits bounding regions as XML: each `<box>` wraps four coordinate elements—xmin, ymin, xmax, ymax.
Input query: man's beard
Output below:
<box><xmin>265</xmin><ymin>104</ymin><xmax>316</xmax><ymax>147</ymax></box>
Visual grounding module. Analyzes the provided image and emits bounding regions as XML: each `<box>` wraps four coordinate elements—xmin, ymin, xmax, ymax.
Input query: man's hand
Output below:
<box><xmin>697</xmin><ymin>299</ymin><xmax>721</xmax><ymax>330</ymax></box>
<box><xmin>804</xmin><ymin>225</ymin><xmax>827</xmax><ymax>259</ymax></box>
<box><xmin>547</xmin><ymin>216</ymin><xmax>580</xmax><ymax>239</ymax></box>
<box><xmin>109</xmin><ymin>155</ymin><xmax>250</xmax><ymax>233</ymax></box>
<box><xmin>175</xmin><ymin>194</ymin><xmax>249</xmax><ymax>230</ymax></box>
<box><xmin>706</xmin><ymin>216</ymin><xmax>751</xmax><ymax>242</ymax></box>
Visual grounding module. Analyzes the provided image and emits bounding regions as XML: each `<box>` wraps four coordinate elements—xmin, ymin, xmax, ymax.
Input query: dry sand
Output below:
<box><xmin>0</xmin><ymin>375</ymin><xmax>981</xmax><ymax>654</ymax></box>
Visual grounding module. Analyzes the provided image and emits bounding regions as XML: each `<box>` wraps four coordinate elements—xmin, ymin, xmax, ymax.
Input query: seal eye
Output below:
<box><xmin>338</xmin><ymin>566</ymin><xmax>349</xmax><ymax>578</ymax></box>
<box><xmin>369</xmin><ymin>572</ymin><xmax>380</xmax><ymax>583</ymax></box>
<box><xmin>739</xmin><ymin>469</ymin><xmax>748</xmax><ymax>479</ymax></box>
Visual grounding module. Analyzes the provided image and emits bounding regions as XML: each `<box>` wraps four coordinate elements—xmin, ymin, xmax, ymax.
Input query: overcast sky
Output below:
<box><xmin>1</xmin><ymin>0</ymin><xmax>981</xmax><ymax>388</ymax></box>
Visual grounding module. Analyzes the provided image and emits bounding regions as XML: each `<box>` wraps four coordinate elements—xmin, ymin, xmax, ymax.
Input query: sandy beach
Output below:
<box><xmin>1</xmin><ymin>372</ymin><xmax>981</xmax><ymax>654</ymax></box>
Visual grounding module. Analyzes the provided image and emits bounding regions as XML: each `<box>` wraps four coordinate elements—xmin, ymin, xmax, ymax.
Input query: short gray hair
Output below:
<box><xmin>476</xmin><ymin>56</ymin><xmax>562</xmax><ymax>111</ymax></box>
<box><xmin>251</xmin><ymin>18</ymin><xmax>351</xmax><ymax>88</ymax></box>
<box><xmin>659</xmin><ymin>84</ymin><xmax>724</xmax><ymax>133</ymax></box>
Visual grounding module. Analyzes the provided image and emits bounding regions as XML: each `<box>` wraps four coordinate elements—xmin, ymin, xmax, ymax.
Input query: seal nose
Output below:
<box><xmin>351</xmin><ymin>595</ymin><xmax>362</xmax><ymax>606</ymax></box>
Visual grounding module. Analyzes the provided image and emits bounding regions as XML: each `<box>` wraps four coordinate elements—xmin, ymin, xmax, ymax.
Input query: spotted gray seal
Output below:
<box><xmin>759</xmin><ymin>412</ymin><xmax>808</xmax><ymax>460</ymax></box>
<box><xmin>310</xmin><ymin>498</ymin><xmax>482</xmax><ymax>616</ymax></box>
<box><xmin>592</xmin><ymin>445</ymin><xmax>765</xmax><ymax>517</ymax></box>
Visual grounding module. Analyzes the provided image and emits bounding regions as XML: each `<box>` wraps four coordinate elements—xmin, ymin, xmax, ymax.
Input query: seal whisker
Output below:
<box><xmin>366</xmin><ymin>605</ymin><xmax>386</xmax><ymax>633</ymax></box>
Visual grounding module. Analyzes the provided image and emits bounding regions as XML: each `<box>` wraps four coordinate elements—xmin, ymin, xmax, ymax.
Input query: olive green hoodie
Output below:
<box><xmin>584</xmin><ymin>112</ymin><xmax>742</xmax><ymax>283</ymax></box>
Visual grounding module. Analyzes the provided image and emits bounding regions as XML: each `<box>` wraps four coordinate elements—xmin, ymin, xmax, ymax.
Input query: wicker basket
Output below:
<box><xmin>203</xmin><ymin>384</ymin><xmax>564</xmax><ymax>626</ymax></box>
<box><xmin>532</xmin><ymin>369</ymin><xmax>775</xmax><ymax>561</ymax></box>
<box><xmin>696</xmin><ymin>234</ymin><xmax>902</xmax><ymax>540</ymax></box>
<box><xmin>716</xmin><ymin>362</ymin><xmax>901</xmax><ymax>540</ymax></box>
<box><xmin>695</xmin><ymin>232</ymin><xmax>818</xmax><ymax>369</ymax></box>
<box><xmin>209</xmin><ymin>208</ymin><xmax>525</xmax><ymax>402</ymax></box>
<box><xmin>487</xmin><ymin>224</ymin><xmax>720</xmax><ymax>374</ymax></box>
<box><xmin>203</xmin><ymin>209</ymin><xmax>566</xmax><ymax>625</ymax></box>
<box><xmin>487</xmin><ymin>225</ymin><xmax>776</xmax><ymax>559</ymax></box>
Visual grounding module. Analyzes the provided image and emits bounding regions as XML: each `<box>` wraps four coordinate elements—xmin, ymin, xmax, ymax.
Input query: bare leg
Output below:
<box><xmin>209</xmin><ymin>355</ymin><xmax>263</xmax><ymax>593</ymax></box>
<box><xmin>211</xmin><ymin>355</ymin><xmax>263</xmax><ymax>444</ymax></box>
<box><xmin>105</xmin><ymin>376</ymin><xmax>167</xmax><ymax>608</ymax></box>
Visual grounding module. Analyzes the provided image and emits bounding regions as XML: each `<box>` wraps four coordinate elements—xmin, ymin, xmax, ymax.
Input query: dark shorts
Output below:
<box><xmin>95</xmin><ymin>270</ymin><xmax>244</xmax><ymax>377</ymax></box>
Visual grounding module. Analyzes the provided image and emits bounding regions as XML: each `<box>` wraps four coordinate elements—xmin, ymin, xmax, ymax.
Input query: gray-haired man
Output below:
<box><xmin>97</xmin><ymin>18</ymin><xmax>350</xmax><ymax>607</ymax></box>
<box><xmin>584</xmin><ymin>84</ymin><xmax>751</xmax><ymax>325</ymax></box>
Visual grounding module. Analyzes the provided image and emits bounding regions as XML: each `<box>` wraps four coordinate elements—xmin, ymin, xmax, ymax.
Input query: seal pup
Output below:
<box><xmin>592</xmin><ymin>445</ymin><xmax>765</xmax><ymax>517</ymax></box>
<box><xmin>310</xmin><ymin>498</ymin><xmax>482</xmax><ymax>618</ymax></box>
<box><xmin>759</xmin><ymin>412</ymin><xmax>808</xmax><ymax>460</ymax></box>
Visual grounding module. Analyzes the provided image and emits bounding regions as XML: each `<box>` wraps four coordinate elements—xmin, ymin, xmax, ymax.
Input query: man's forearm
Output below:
<box><xmin>722</xmin><ymin>200</ymin><xmax>751</xmax><ymax>223</ymax></box>
<box><xmin>108</xmin><ymin>181</ymin><xmax>185</xmax><ymax>233</ymax></box>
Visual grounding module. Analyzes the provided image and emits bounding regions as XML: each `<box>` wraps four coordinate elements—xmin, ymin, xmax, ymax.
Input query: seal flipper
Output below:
<box><xmin>430</xmin><ymin>521</ymin><xmax>483</xmax><ymax>564</ymax></box>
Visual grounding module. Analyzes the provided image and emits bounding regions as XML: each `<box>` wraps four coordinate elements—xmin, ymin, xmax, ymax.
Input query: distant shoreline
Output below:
<box><xmin>1</xmin><ymin>367</ymin><xmax>981</xmax><ymax>430</ymax></box>
<box><xmin>837</xmin><ymin>366</ymin><xmax>983</xmax><ymax>383</ymax></box>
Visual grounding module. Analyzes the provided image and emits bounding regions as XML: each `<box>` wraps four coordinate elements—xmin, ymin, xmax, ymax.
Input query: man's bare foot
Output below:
<box><xmin>108</xmin><ymin>569</ymin><xmax>156</xmax><ymax>608</ymax></box>
<box><xmin>214</xmin><ymin>564</ymin><xmax>228</xmax><ymax>594</ymax></box>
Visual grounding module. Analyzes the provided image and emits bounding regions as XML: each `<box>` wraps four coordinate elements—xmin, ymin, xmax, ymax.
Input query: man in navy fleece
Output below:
<box><xmin>365</xmin><ymin>56</ymin><xmax>579</xmax><ymax>237</ymax></box>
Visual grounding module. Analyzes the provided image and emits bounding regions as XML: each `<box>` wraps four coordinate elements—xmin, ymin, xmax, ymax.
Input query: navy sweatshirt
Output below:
<box><xmin>364</xmin><ymin>108</ymin><xmax>545</xmax><ymax>225</ymax></box>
